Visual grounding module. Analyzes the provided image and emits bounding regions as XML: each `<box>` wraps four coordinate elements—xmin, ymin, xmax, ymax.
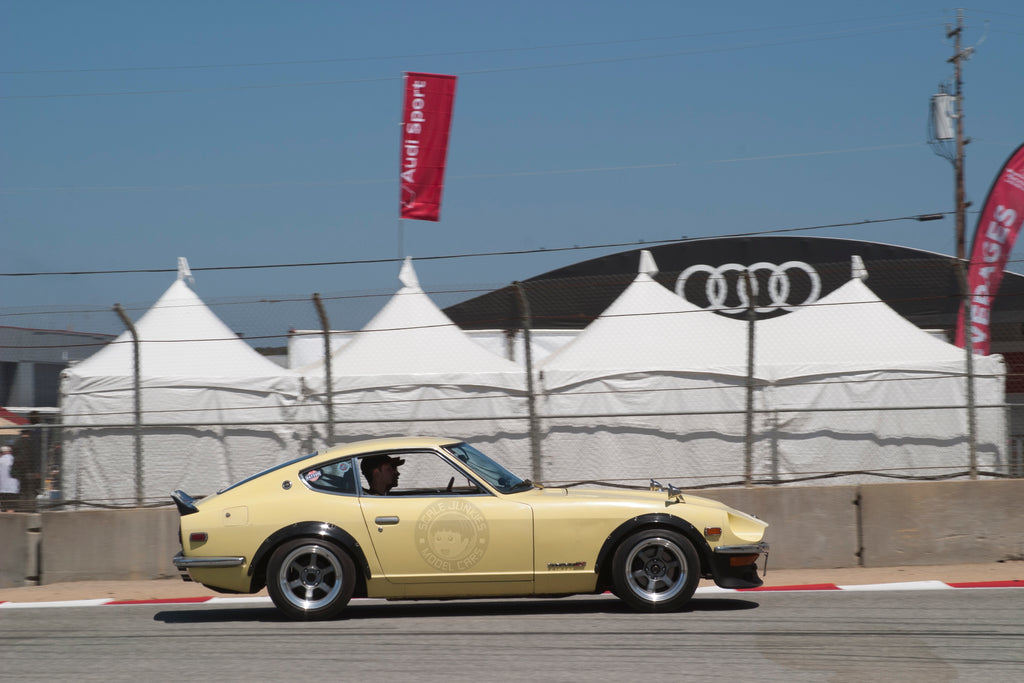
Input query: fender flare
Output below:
<box><xmin>594</xmin><ymin>513</ymin><xmax>713</xmax><ymax>588</ymax></box>
<box><xmin>248</xmin><ymin>521</ymin><xmax>372</xmax><ymax>592</ymax></box>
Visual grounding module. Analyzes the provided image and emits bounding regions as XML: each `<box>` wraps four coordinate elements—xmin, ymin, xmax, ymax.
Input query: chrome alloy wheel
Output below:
<box><xmin>276</xmin><ymin>542</ymin><xmax>344</xmax><ymax>611</ymax></box>
<box><xmin>623</xmin><ymin>536</ymin><xmax>689</xmax><ymax>603</ymax></box>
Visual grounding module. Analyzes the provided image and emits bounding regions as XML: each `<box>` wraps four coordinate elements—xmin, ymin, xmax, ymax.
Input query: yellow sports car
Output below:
<box><xmin>172</xmin><ymin>436</ymin><xmax>769</xmax><ymax>620</ymax></box>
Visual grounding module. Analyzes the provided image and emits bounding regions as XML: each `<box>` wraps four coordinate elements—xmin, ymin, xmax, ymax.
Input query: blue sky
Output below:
<box><xmin>2</xmin><ymin>2</ymin><xmax>1023</xmax><ymax>335</ymax></box>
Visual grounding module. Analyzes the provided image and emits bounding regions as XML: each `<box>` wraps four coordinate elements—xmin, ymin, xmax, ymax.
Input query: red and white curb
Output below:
<box><xmin>1</xmin><ymin>580</ymin><xmax>1020</xmax><ymax>610</ymax></box>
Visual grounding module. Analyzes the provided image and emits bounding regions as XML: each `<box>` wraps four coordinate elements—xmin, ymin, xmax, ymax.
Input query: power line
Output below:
<box><xmin>0</xmin><ymin>12</ymin><xmax>940</xmax><ymax>76</ymax></box>
<box><xmin>0</xmin><ymin>20</ymin><xmax>942</xmax><ymax>101</ymax></box>
<box><xmin>0</xmin><ymin>212</ymin><xmax>951</xmax><ymax>278</ymax></box>
<box><xmin>0</xmin><ymin>143</ymin><xmax>929</xmax><ymax>195</ymax></box>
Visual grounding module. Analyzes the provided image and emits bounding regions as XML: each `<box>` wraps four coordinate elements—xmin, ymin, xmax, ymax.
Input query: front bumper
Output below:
<box><xmin>710</xmin><ymin>541</ymin><xmax>769</xmax><ymax>589</ymax></box>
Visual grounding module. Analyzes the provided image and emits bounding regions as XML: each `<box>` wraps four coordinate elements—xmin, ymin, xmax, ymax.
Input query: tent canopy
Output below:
<box><xmin>539</xmin><ymin>250</ymin><xmax>747</xmax><ymax>390</ymax></box>
<box><xmin>65</xmin><ymin>279</ymin><xmax>300</xmax><ymax>390</ymax></box>
<box><xmin>302</xmin><ymin>258</ymin><xmax>525</xmax><ymax>393</ymax></box>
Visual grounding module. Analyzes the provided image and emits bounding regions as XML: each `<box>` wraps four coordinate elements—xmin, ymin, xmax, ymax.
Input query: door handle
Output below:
<box><xmin>374</xmin><ymin>516</ymin><xmax>400</xmax><ymax>525</ymax></box>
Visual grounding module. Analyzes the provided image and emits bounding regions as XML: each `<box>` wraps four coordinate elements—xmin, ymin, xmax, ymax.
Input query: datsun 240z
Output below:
<box><xmin>172</xmin><ymin>436</ymin><xmax>769</xmax><ymax>620</ymax></box>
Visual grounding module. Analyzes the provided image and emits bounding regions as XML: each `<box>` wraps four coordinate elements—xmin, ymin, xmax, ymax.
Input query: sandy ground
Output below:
<box><xmin>1</xmin><ymin>561</ymin><xmax>1021</xmax><ymax>603</ymax></box>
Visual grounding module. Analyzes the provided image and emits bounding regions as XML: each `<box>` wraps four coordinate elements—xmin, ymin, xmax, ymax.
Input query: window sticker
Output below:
<box><xmin>337</xmin><ymin>462</ymin><xmax>351</xmax><ymax>474</ymax></box>
<box><xmin>304</xmin><ymin>469</ymin><xmax>322</xmax><ymax>483</ymax></box>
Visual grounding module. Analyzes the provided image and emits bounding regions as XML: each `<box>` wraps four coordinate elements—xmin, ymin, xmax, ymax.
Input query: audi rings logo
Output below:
<box><xmin>674</xmin><ymin>261</ymin><xmax>821</xmax><ymax>316</ymax></box>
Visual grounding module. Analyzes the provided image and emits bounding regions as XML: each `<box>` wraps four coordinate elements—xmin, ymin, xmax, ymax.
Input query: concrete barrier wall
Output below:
<box><xmin>0</xmin><ymin>513</ymin><xmax>39</xmax><ymax>588</ymax></box>
<box><xmin>0</xmin><ymin>479</ymin><xmax>1021</xmax><ymax>586</ymax></box>
<box><xmin>693</xmin><ymin>485</ymin><xmax>861</xmax><ymax>570</ymax></box>
<box><xmin>39</xmin><ymin>509</ymin><xmax>181</xmax><ymax>584</ymax></box>
<box><xmin>858</xmin><ymin>480</ymin><xmax>1024</xmax><ymax>567</ymax></box>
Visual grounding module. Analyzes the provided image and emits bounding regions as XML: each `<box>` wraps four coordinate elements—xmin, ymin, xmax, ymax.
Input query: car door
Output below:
<box><xmin>357</xmin><ymin>450</ymin><xmax>533</xmax><ymax>588</ymax></box>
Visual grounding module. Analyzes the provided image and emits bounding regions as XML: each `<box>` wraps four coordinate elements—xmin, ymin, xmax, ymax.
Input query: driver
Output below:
<box><xmin>360</xmin><ymin>454</ymin><xmax>405</xmax><ymax>495</ymax></box>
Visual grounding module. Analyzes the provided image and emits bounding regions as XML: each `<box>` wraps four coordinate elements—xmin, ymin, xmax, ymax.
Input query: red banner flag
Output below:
<box><xmin>955</xmin><ymin>142</ymin><xmax>1024</xmax><ymax>354</ymax></box>
<box><xmin>399</xmin><ymin>72</ymin><xmax>457</xmax><ymax>222</ymax></box>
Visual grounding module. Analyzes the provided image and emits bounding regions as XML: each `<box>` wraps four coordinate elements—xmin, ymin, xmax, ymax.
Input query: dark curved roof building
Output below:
<box><xmin>444</xmin><ymin>235</ymin><xmax>1024</xmax><ymax>394</ymax></box>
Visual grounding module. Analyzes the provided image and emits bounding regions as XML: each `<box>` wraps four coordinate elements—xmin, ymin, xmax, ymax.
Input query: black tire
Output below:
<box><xmin>611</xmin><ymin>529</ymin><xmax>700</xmax><ymax>612</ymax></box>
<box><xmin>266</xmin><ymin>538</ymin><xmax>356</xmax><ymax>620</ymax></box>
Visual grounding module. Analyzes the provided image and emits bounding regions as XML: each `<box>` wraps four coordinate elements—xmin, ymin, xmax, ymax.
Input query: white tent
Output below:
<box><xmin>538</xmin><ymin>250</ymin><xmax>752</xmax><ymax>483</ymax></box>
<box><xmin>537</xmin><ymin>251</ymin><xmax>1006</xmax><ymax>486</ymax></box>
<box><xmin>300</xmin><ymin>259</ymin><xmax>533</xmax><ymax>472</ymax></box>
<box><xmin>61</xmin><ymin>266</ymin><xmax>305</xmax><ymax>504</ymax></box>
<box><xmin>287</xmin><ymin>327</ymin><xmax>576</xmax><ymax>368</ymax></box>
<box><xmin>752</xmin><ymin>275</ymin><xmax>1006</xmax><ymax>482</ymax></box>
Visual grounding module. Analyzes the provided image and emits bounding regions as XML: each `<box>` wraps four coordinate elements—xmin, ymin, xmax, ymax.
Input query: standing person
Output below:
<box><xmin>11</xmin><ymin>430</ymin><xmax>39</xmax><ymax>512</ymax></box>
<box><xmin>0</xmin><ymin>445</ymin><xmax>18</xmax><ymax>512</ymax></box>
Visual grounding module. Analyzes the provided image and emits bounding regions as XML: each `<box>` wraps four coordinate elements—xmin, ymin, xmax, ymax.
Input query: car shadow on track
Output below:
<box><xmin>154</xmin><ymin>595</ymin><xmax>759</xmax><ymax>624</ymax></box>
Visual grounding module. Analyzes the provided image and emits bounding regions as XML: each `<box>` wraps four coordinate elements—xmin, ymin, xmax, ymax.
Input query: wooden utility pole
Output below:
<box><xmin>948</xmin><ymin>8</ymin><xmax>972</xmax><ymax>260</ymax></box>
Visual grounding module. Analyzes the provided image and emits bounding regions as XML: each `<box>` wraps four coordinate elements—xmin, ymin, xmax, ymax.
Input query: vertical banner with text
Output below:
<box><xmin>955</xmin><ymin>142</ymin><xmax>1024</xmax><ymax>354</ymax></box>
<box><xmin>399</xmin><ymin>72</ymin><xmax>457</xmax><ymax>222</ymax></box>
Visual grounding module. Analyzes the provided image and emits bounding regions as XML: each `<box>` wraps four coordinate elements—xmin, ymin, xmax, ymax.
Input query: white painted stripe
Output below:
<box><xmin>837</xmin><ymin>580</ymin><xmax>951</xmax><ymax>591</ymax></box>
<box><xmin>205</xmin><ymin>596</ymin><xmax>272</xmax><ymax>605</ymax></box>
<box><xmin>0</xmin><ymin>598</ymin><xmax>111</xmax><ymax>609</ymax></box>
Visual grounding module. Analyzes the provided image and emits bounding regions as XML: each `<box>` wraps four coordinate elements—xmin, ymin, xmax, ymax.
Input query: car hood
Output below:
<box><xmin>520</xmin><ymin>485</ymin><xmax>767</xmax><ymax>527</ymax></box>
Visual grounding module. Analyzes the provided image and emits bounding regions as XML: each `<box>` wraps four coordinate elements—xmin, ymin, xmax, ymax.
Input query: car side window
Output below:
<box><xmin>302</xmin><ymin>458</ymin><xmax>357</xmax><ymax>495</ymax></box>
<box><xmin>361</xmin><ymin>451</ymin><xmax>486</xmax><ymax>497</ymax></box>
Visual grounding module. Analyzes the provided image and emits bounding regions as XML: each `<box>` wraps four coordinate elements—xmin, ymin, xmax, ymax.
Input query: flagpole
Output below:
<box><xmin>397</xmin><ymin>72</ymin><xmax>408</xmax><ymax>259</ymax></box>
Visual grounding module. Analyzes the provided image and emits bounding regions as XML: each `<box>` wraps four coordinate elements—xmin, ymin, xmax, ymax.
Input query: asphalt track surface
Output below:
<box><xmin>1</xmin><ymin>563</ymin><xmax>1023</xmax><ymax>682</ymax></box>
<box><xmin>2</xmin><ymin>587</ymin><xmax>1023</xmax><ymax>682</ymax></box>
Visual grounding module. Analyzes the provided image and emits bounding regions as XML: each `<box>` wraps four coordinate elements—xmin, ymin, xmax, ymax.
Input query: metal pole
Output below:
<box><xmin>514</xmin><ymin>282</ymin><xmax>543</xmax><ymax>482</ymax></box>
<box><xmin>313</xmin><ymin>294</ymin><xmax>335</xmax><ymax>448</ymax></box>
<box><xmin>956</xmin><ymin>265</ymin><xmax>979</xmax><ymax>478</ymax></box>
<box><xmin>113</xmin><ymin>303</ymin><xmax>143</xmax><ymax>506</ymax></box>
<box><xmin>743</xmin><ymin>271</ymin><xmax>756</xmax><ymax>487</ymax></box>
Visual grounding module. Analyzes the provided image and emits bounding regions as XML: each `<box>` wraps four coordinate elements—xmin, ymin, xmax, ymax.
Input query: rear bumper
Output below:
<box><xmin>172</xmin><ymin>551</ymin><xmax>246</xmax><ymax>581</ymax></box>
<box><xmin>710</xmin><ymin>542</ymin><xmax>769</xmax><ymax>589</ymax></box>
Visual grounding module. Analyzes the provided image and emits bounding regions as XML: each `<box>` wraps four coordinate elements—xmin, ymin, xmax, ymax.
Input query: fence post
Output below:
<box><xmin>956</xmin><ymin>264</ymin><xmax>979</xmax><ymax>479</ymax></box>
<box><xmin>514</xmin><ymin>282</ymin><xmax>543</xmax><ymax>482</ymax></box>
<box><xmin>743</xmin><ymin>272</ymin><xmax>756</xmax><ymax>487</ymax></box>
<box><xmin>113</xmin><ymin>303</ymin><xmax>143</xmax><ymax>506</ymax></box>
<box><xmin>313</xmin><ymin>294</ymin><xmax>335</xmax><ymax>448</ymax></box>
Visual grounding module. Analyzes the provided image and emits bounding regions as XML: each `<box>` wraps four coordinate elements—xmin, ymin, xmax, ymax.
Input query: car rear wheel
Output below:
<box><xmin>611</xmin><ymin>529</ymin><xmax>700</xmax><ymax>612</ymax></box>
<box><xmin>267</xmin><ymin>539</ymin><xmax>355</xmax><ymax>620</ymax></box>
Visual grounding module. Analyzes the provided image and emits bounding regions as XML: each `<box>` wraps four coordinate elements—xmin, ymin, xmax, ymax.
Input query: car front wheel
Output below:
<box><xmin>267</xmin><ymin>539</ymin><xmax>356</xmax><ymax>620</ymax></box>
<box><xmin>611</xmin><ymin>529</ymin><xmax>700</xmax><ymax>612</ymax></box>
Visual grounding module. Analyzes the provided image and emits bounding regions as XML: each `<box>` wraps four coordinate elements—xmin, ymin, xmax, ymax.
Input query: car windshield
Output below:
<box><xmin>443</xmin><ymin>442</ymin><xmax>532</xmax><ymax>494</ymax></box>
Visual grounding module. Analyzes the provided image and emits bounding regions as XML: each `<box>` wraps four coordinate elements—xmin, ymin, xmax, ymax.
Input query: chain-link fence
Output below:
<box><xmin>2</xmin><ymin>255</ymin><xmax>1022</xmax><ymax>510</ymax></box>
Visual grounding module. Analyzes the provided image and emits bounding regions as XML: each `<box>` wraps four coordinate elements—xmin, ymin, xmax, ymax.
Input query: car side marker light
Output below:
<box><xmin>704</xmin><ymin>527</ymin><xmax>722</xmax><ymax>540</ymax></box>
<box><xmin>190</xmin><ymin>532</ymin><xmax>209</xmax><ymax>543</ymax></box>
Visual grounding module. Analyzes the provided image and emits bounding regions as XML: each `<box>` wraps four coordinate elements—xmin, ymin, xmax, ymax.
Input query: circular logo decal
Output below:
<box><xmin>416</xmin><ymin>500</ymin><xmax>489</xmax><ymax>572</ymax></box>
<box><xmin>675</xmin><ymin>260</ymin><xmax>822</xmax><ymax>315</ymax></box>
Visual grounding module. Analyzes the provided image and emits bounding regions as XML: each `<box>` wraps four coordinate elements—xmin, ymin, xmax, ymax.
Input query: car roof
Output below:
<box><xmin>318</xmin><ymin>436</ymin><xmax>462</xmax><ymax>458</ymax></box>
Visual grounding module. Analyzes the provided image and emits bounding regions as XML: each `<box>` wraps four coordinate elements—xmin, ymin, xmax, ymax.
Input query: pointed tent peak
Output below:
<box><xmin>399</xmin><ymin>257</ymin><xmax>420</xmax><ymax>290</ymax></box>
<box><xmin>638</xmin><ymin>250</ymin><xmax>658</xmax><ymax>278</ymax></box>
<box><xmin>851</xmin><ymin>255</ymin><xmax>868</xmax><ymax>281</ymax></box>
<box><xmin>177</xmin><ymin>257</ymin><xmax>194</xmax><ymax>286</ymax></box>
